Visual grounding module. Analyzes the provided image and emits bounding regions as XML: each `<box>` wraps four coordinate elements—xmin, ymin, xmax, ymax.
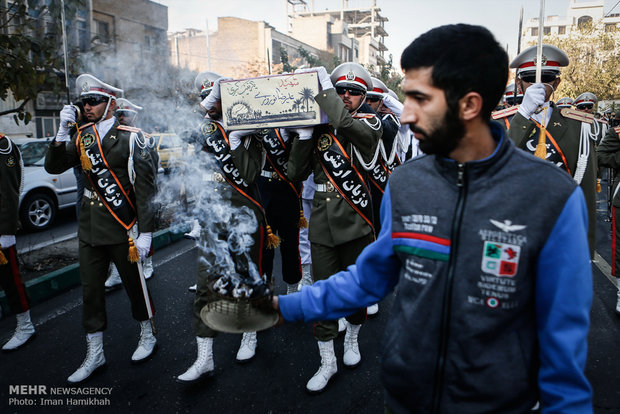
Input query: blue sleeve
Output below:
<box><xmin>279</xmin><ymin>184</ymin><xmax>401</xmax><ymax>322</ymax></box>
<box><xmin>536</xmin><ymin>187</ymin><xmax>593</xmax><ymax>413</ymax></box>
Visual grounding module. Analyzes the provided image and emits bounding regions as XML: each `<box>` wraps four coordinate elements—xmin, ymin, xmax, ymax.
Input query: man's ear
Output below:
<box><xmin>459</xmin><ymin>91</ymin><xmax>483</xmax><ymax>121</ymax></box>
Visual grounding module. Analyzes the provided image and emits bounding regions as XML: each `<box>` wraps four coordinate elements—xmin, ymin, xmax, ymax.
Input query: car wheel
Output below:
<box><xmin>20</xmin><ymin>192</ymin><xmax>57</xmax><ymax>231</ymax></box>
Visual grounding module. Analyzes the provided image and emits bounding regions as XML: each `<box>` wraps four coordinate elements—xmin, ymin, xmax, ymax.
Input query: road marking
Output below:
<box><xmin>593</xmin><ymin>251</ymin><xmax>619</xmax><ymax>289</ymax></box>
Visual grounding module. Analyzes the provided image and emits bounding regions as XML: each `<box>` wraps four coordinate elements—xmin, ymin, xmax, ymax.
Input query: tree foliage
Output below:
<box><xmin>0</xmin><ymin>0</ymin><xmax>85</xmax><ymax>124</ymax></box>
<box><xmin>364</xmin><ymin>54</ymin><xmax>404</xmax><ymax>101</ymax></box>
<box><xmin>532</xmin><ymin>21</ymin><xmax>620</xmax><ymax>102</ymax></box>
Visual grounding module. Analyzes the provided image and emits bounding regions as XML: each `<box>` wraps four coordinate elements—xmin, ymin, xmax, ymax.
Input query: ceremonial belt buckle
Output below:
<box><xmin>326</xmin><ymin>181</ymin><xmax>335</xmax><ymax>192</ymax></box>
<box><xmin>213</xmin><ymin>172</ymin><xmax>226</xmax><ymax>183</ymax></box>
<box><xmin>84</xmin><ymin>188</ymin><xmax>99</xmax><ymax>201</ymax></box>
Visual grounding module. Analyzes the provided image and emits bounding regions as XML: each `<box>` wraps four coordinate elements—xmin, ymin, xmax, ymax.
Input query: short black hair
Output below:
<box><xmin>400</xmin><ymin>24</ymin><xmax>508</xmax><ymax>121</ymax></box>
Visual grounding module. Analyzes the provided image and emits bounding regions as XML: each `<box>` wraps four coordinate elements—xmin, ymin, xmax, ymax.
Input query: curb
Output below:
<box><xmin>0</xmin><ymin>227</ymin><xmax>188</xmax><ymax>318</ymax></box>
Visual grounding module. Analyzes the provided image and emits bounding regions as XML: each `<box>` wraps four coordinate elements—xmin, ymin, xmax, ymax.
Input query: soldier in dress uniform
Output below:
<box><xmin>176</xmin><ymin>73</ymin><xmax>268</xmax><ymax>383</ymax></box>
<box><xmin>45</xmin><ymin>74</ymin><xmax>158</xmax><ymax>383</ymax></box>
<box><xmin>596</xmin><ymin>111</ymin><xmax>620</xmax><ymax>314</ymax></box>
<box><xmin>557</xmin><ymin>97</ymin><xmax>574</xmax><ymax>109</ymax></box>
<box><xmin>503</xmin><ymin>83</ymin><xmax>523</xmax><ymax>107</ymax></box>
<box><xmin>287</xmin><ymin>62</ymin><xmax>382</xmax><ymax>393</ymax></box>
<box><xmin>0</xmin><ymin>133</ymin><xmax>36</xmax><ymax>352</ymax></box>
<box><xmin>501</xmin><ymin>44</ymin><xmax>597</xmax><ymax>254</ymax></box>
<box><xmin>256</xmin><ymin>127</ymin><xmax>304</xmax><ymax>294</ymax></box>
<box><xmin>105</xmin><ymin>98</ymin><xmax>157</xmax><ymax>289</ymax></box>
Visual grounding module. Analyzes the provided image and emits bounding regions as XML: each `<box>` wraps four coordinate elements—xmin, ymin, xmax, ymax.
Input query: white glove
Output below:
<box><xmin>200</xmin><ymin>77</ymin><xmax>231</xmax><ymax>111</ymax></box>
<box><xmin>296</xmin><ymin>67</ymin><xmax>333</xmax><ymax>90</ymax></box>
<box><xmin>228</xmin><ymin>129</ymin><xmax>256</xmax><ymax>151</ymax></box>
<box><xmin>518</xmin><ymin>83</ymin><xmax>546</xmax><ymax>119</ymax></box>
<box><xmin>56</xmin><ymin>105</ymin><xmax>76</xmax><ymax>142</ymax></box>
<box><xmin>382</xmin><ymin>94</ymin><xmax>403</xmax><ymax>118</ymax></box>
<box><xmin>0</xmin><ymin>235</ymin><xmax>16</xmax><ymax>248</ymax></box>
<box><xmin>291</xmin><ymin>127</ymin><xmax>314</xmax><ymax>140</ymax></box>
<box><xmin>135</xmin><ymin>232</ymin><xmax>152</xmax><ymax>260</ymax></box>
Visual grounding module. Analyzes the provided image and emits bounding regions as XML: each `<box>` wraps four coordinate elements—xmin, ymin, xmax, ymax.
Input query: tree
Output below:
<box><xmin>532</xmin><ymin>21</ymin><xmax>620</xmax><ymax>102</ymax></box>
<box><xmin>0</xmin><ymin>0</ymin><xmax>86</xmax><ymax>124</ymax></box>
<box><xmin>364</xmin><ymin>54</ymin><xmax>404</xmax><ymax>101</ymax></box>
<box><xmin>299</xmin><ymin>87</ymin><xmax>314</xmax><ymax>111</ymax></box>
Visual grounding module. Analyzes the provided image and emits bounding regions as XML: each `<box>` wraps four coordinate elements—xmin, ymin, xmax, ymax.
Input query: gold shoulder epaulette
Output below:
<box><xmin>353</xmin><ymin>113</ymin><xmax>376</xmax><ymax>119</ymax></box>
<box><xmin>143</xmin><ymin>132</ymin><xmax>152</xmax><ymax>139</ymax></box>
<box><xmin>598</xmin><ymin>119</ymin><xmax>608</xmax><ymax>125</ymax></box>
<box><xmin>614</xmin><ymin>126</ymin><xmax>620</xmax><ymax>134</ymax></box>
<box><xmin>117</xmin><ymin>125</ymin><xmax>142</xmax><ymax>133</ymax></box>
<box><xmin>491</xmin><ymin>106</ymin><xmax>519</xmax><ymax>120</ymax></box>
<box><xmin>559</xmin><ymin>108</ymin><xmax>594</xmax><ymax>124</ymax></box>
<box><xmin>0</xmin><ymin>132</ymin><xmax>5</xmax><ymax>139</ymax></box>
<box><xmin>78</xmin><ymin>122</ymin><xmax>95</xmax><ymax>131</ymax></box>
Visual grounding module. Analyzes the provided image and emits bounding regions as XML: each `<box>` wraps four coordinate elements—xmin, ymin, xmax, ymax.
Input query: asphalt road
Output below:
<box><xmin>1</xmin><ymin>196</ymin><xmax>619</xmax><ymax>413</ymax></box>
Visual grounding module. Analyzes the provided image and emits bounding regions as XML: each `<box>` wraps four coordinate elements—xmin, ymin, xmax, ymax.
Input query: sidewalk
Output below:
<box><xmin>0</xmin><ymin>227</ymin><xmax>187</xmax><ymax>318</ymax></box>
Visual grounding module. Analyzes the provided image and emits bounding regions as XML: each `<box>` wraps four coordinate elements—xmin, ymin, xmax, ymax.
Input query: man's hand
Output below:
<box><xmin>518</xmin><ymin>83</ymin><xmax>546</xmax><ymax>119</ymax></box>
<box><xmin>135</xmin><ymin>232</ymin><xmax>152</xmax><ymax>260</ymax></box>
<box><xmin>228</xmin><ymin>129</ymin><xmax>257</xmax><ymax>150</ymax></box>
<box><xmin>295</xmin><ymin>67</ymin><xmax>333</xmax><ymax>90</ymax></box>
<box><xmin>0</xmin><ymin>235</ymin><xmax>16</xmax><ymax>248</ymax></box>
<box><xmin>271</xmin><ymin>295</ymin><xmax>285</xmax><ymax>326</ymax></box>
<box><xmin>200</xmin><ymin>77</ymin><xmax>231</xmax><ymax>111</ymax></box>
<box><xmin>56</xmin><ymin>105</ymin><xmax>76</xmax><ymax>142</ymax></box>
<box><xmin>289</xmin><ymin>127</ymin><xmax>314</xmax><ymax>141</ymax></box>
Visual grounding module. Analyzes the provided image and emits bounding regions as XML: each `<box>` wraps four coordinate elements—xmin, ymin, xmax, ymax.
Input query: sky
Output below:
<box><xmin>157</xmin><ymin>0</ymin><xmax>619</xmax><ymax>65</ymax></box>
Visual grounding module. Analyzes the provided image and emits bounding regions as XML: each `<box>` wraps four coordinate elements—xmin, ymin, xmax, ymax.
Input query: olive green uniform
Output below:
<box><xmin>193</xmin><ymin>122</ymin><xmax>266</xmax><ymax>338</ymax></box>
<box><xmin>0</xmin><ymin>135</ymin><xmax>31</xmax><ymax>314</ymax></box>
<box><xmin>288</xmin><ymin>89</ymin><xmax>382</xmax><ymax>340</ymax></box>
<box><xmin>596</xmin><ymin>126</ymin><xmax>620</xmax><ymax>275</ymax></box>
<box><xmin>45</xmin><ymin>120</ymin><xmax>156</xmax><ymax>332</ymax></box>
<box><xmin>508</xmin><ymin>108</ymin><xmax>597</xmax><ymax>254</ymax></box>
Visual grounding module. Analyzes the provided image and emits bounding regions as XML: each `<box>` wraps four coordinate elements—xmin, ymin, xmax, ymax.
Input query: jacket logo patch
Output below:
<box><xmin>481</xmin><ymin>241</ymin><xmax>520</xmax><ymax>277</ymax></box>
<box><xmin>6</xmin><ymin>155</ymin><xmax>15</xmax><ymax>167</ymax></box>
<box><xmin>82</xmin><ymin>133</ymin><xmax>96</xmax><ymax>148</ymax></box>
<box><xmin>490</xmin><ymin>219</ymin><xmax>526</xmax><ymax>233</ymax></box>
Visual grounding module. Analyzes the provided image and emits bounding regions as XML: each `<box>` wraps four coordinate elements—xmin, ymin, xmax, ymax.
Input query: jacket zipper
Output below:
<box><xmin>431</xmin><ymin>162</ymin><xmax>468</xmax><ymax>413</ymax></box>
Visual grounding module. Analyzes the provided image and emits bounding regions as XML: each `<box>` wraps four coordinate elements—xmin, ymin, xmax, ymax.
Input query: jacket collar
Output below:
<box><xmin>434</xmin><ymin>121</ymin><xmax>514</xmax><ymax>184</ymax></box>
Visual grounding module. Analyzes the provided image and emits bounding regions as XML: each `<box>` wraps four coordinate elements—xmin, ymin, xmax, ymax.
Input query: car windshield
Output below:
<box><xmin>18</xmin><ymin>141</ymin><xmax>50</xmax><ymax>166</ymax></box>
<box><xmin>158</xmin><ymin>134</ymin><xmax>182</xmax><ymax>149</ymax></box>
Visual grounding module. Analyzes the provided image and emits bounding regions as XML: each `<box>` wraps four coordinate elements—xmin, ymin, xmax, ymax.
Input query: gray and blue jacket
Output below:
<box><xmin>279</xmin><ymin>123</ymin><xmax>592</xmax><ymax>414</ymax></box>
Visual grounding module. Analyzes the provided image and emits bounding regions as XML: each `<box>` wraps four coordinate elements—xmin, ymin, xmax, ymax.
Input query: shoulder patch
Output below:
<box><xmin>560</xmin><ymin>108</ymin><xmax>594</xmax><ymax>124</ymax></box>
<box><xmin>117</xmin><ymin>125</ymin><xmax>141</xmax><ymax>133</ymax></box>
<box><xmin>78</xmin><ymin>122</ymin><xmax>95</xmax><ymax>131</ymax></box>
<box><xmin>492</xmin><ymin>106</ymin><xmax>519</xmax><ymax>120</ymax></box>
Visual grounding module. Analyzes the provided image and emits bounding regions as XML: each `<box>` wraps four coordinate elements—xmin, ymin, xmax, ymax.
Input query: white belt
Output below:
<box><xmin>261</xmin><ymin>170</ymin><xmax>281</xmax><ymax>179</ymax></box>
<box><xmin>202</xmin><ymin>172</ymin><xmax>226</xmax><ymax>183</ymax></box>
<box><xmin>316</xmin><ymin>182</ymin><xmax>336</xmax><ymax>192</ymax></box>
<box><xmin>83</xmin><ymin>188</ymin><xmax>100</xmax><ymax>200</ymax></box>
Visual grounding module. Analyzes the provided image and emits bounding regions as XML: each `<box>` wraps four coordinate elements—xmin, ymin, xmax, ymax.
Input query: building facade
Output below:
<box><xmin>0</xmin><ymin>0</ymin><xmax>168</xmax><ymax>138</ymax></box>
<box><xmin>521</xmin><ymin>0</ymin><xmax>620</xmax><ymax>44</ymax></box>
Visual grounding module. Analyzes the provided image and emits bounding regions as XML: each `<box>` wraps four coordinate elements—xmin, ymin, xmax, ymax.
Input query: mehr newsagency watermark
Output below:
<box><xmin>8</xmin><ymin>385</ymin><xmax>113</xmax><ymax>407</ymax></box>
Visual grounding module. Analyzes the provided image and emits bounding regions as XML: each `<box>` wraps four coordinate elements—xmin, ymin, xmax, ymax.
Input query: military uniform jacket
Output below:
<box><xmin>287</xmin><ymin>88</ymin><xmax>382</xmax><ymax>247</ymax></box>
<box><xmin>508</xmin><ymin>109</ymin><xmax>597</xmax><ymax>252</ymax></box>
<box><xmin>45</xmin><ymin>120</ymin><xmax>156</xmax><ymax>246</ymax></box>
<box><xmin>0</xmin><ymin>136</ymin><xmax>22</xmax><ymax>235</ymax></box>
<box><xmin>597</xmin><ymin>126</ymin><xmax>620</xmax><ymax>207</ymax></box>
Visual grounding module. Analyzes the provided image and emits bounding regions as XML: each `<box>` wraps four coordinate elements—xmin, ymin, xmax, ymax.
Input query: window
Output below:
<box><xmin>145</xmin><ymin>35</ymin><xmax>151</xmax><ymax>50</ymax></box>
<box><xmin>558</xmin><ymin>26</ymin><xmax>566</xmax><ymax>35</ymax></box>
<box><xmin>531</xmin><ymin>27</ymin><xmax>538</xmax><ymax>36</ymax></box>
<box><xmin>95</xmin><ymin>20</ymin><xmax>110</xmax><ymax>44</ymax></box>
<box><xmin>577</xmin><ymin>16</ymin><xmax>592</xmax><ymax>28</ymax></box>
<box><xmin>605</xmin><ymin>23</ymin><xmax>617</xmax><ymax>32</ymax></box>
<box><xmin>543</xmin><ymin>26</ymin><xmax>550</xmax><ymax>35</ymax></box>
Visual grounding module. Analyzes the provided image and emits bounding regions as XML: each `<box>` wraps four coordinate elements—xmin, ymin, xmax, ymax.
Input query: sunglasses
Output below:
<box><xmin>366</xmin><ymin>96</ymin><xmax>381</xmax><ymax>103</ymax></box>
<box><xmin>82</xmin><ymin>96</ymin><xmax>109</xmax><ymax>106</ymax></box>
<box><xmin>576</xmin><ymin>103</ymin><xmax>594</xmax><ymax>109</ymax></box>
<box><xmin>336</xmin><ymin>86</ymin><xmax>364</xmax><ymax>96</ymax></box>
<box><xmin>519</xmin><ymin>73</ymin><xmax>558</xmax><ymax>84</ymax></box>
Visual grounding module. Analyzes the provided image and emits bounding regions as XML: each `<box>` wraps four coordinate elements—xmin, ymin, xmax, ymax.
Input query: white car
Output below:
<box><xmin>15</xmin><ymin>138</ymin><xmax>78</xmax><ymax>231</ymax></box>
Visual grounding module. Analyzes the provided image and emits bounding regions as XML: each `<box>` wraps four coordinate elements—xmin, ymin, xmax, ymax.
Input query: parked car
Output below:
<box><xmin>15</xmin><ymin>138</ymin><xmax>77</xmax><ymax>231</ymax></box>
<box><xmin>153</xmin><ymin>132</ymin><xmax>184</xmax><ymax>174</ymax></box>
